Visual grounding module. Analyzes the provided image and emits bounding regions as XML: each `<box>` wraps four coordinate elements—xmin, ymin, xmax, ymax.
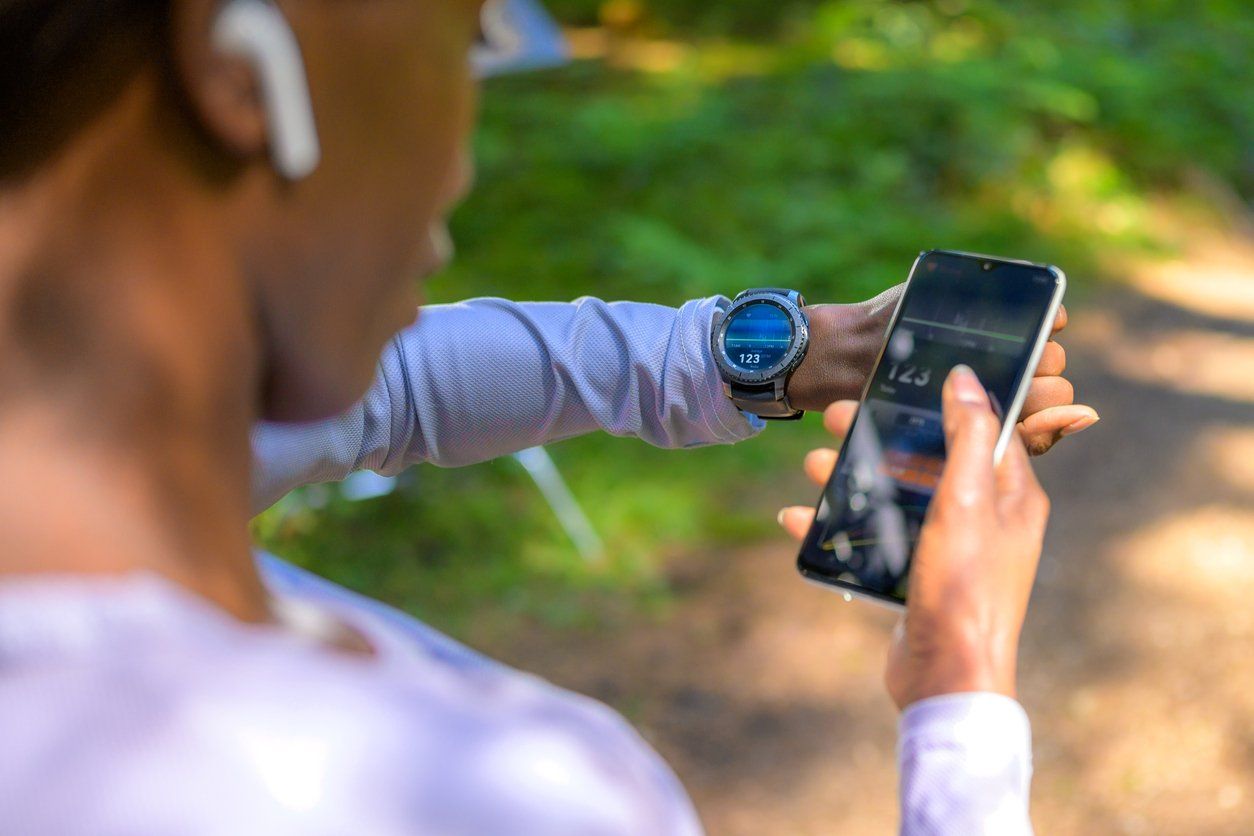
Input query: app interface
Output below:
<box><xmin>723</xmin><ymin>301</ymin><xmax>794</xmax><ymax>372</ymax></box>
<box><xmin>801</xmin><ymin>254</ymin><xmax>1058</xmax><ymax>600</ymax></box>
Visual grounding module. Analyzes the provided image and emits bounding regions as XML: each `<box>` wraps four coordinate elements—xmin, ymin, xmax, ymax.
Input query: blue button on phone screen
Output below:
<box><xmin>724</xmin><ymin>302</ymin><xmax>793</xmax><ymax>371</ymax></box>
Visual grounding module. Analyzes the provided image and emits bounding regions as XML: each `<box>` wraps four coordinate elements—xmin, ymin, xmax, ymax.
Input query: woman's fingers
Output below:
<box><xmin>777</xmin><ymin>506</ymin><xmax>816</xmax><ymax>541</ymax></box>
<box><xmin>995</xmin><ymin>429</ymin><xmax>1049</xmax><ymax>529</ymax></box>
<box><xmin>822</xmin><ymin>400</ymin><xmax>858</xmax><ymax>439</ymax></box>
<box><xmin>1052</xmin><ymin>304</ymin><xmax>1068</xmax><ymax>334</ymax></box>
<box><xmin>1020</xmin><ymin>375</ymin><xmax>1075</xmax><ymax>418</ymax></box>
<box><xmin>804</xmin><ymin>448</ymin><xmax>838</xmax><ymax>487</ymax></box>
<box><xmin>995</xmin><ymin>424</ymin><xmax>1038</xmax><ymax>502</ymax></box>
<box><xmin>1033</xmin><ymin>341</ymin><xmax>1066</xmax><ymax>377</ymax></box>
<box><xmin>1018</xmin><ymin>404</ymin><xmax>1101</xmax><ymax>455</ymax></box>
<box><xmin>935</xmin><ymin>366</ymin><xmax>999</xmax><ymax>513</ymax></box>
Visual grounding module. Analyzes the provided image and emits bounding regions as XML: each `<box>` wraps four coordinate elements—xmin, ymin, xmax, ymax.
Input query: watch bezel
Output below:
<box><xmin>712</xmin><ymin>291</ymin><xmax>810</xmax><ymax>385</ymax></box>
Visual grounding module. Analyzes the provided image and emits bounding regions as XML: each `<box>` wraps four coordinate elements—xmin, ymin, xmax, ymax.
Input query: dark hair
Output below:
<box><xmin>0</xmin><ymin>1</ymin><xmax>168</xmax><ymax>180</ymax></box>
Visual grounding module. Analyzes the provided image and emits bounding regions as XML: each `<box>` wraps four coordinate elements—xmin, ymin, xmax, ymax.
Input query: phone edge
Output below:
<box><xmin>993</xmin><ymin>266</ymin><xmax>1067</xmax><ymax>464</ymax></box>
<box><xmin>798</xmin><ymin>569</ymin><xmax>907</xmax><ymax>612</ymax></box>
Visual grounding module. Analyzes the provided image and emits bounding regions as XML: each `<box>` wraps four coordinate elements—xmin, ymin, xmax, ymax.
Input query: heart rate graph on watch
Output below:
<box><xmin>797</xmin><ymin>250</ymin><xmax>1065</xmax><ymax>607</ymax></box>
<box><xmin>722</xmin><ymin>302</ymin><xmax>794</xmax><ymax>372</ymax></box>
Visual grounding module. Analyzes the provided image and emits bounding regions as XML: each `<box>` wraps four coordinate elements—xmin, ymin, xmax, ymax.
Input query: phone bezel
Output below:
<box><xmin>795</xmin><ymin>249</ymin><xmax>1067</xmax><ymax>610</ymax></box>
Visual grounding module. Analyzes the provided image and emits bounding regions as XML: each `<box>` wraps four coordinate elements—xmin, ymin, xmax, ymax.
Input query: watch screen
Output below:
<box><xmin>723</xmin><ymin>301</ymin><xmax>793</xmax><ymax>372</ymax></box>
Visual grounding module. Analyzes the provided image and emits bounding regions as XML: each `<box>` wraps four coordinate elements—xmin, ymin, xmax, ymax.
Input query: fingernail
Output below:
<box><xmin>776</xmin><ymin>509</ymin><xmax>787</xmax><ymax>527</ymax></box>
<box><xmin>948</xmin><ymin>365</ymin><xmax>986</xmax><ymax>403</ymax></box>
<box><xmin>1061</xmin><ymin>414</ymin><xmax>1100</xmax><ymax>436</ymax></box>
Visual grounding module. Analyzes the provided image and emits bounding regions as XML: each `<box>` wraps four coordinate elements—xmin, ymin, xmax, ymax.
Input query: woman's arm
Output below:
<box><xmin>253</xmin><ymin>292</ymin><xmax>1088</xmax><ymax>513</ymax></box>
<box><xmin>251</xmin><ymin>296</ymin><xmax>761</xmax><ymax>511</ymax></box>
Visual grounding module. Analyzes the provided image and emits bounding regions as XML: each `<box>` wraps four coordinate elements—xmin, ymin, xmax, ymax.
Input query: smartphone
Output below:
<box><xmin>796</xmin><ymin>249</ymin><xmax>1066</xmax><ymax>609</ymax></box>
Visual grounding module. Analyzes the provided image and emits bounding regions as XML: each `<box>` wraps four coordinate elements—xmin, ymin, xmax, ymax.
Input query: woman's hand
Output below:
<box><xmin>786</xmin><ymin>286</ymin><xmax>1098</xmax><ymax>455</ymax></box>
<box><xmin>778</xmin><ymin>366</ymin><xmax>1051</xmax><ymax>710</ymax></box>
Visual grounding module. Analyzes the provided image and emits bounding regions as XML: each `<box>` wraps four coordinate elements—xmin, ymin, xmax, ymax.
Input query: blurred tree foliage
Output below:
<box><xmin>255</xmin><ymin>0</ymin><xmax>1251</xmax><ymax>640</ymax></box>
<box><xmin>552</xmin><ymin>0</ymin><xmax>1252</xmax><ymax>196</ymax></box>
<box><xmin>444</xmin><ymin>0</ymin><xmax>1249</xmax><ymax>309</ymax></box>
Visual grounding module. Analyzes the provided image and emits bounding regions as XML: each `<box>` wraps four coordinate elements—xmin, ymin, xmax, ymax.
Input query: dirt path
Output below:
<box><xmin>489</xmin><ymin>233</ymin><xmax>1254</xmax><ymax>835</ymax></box>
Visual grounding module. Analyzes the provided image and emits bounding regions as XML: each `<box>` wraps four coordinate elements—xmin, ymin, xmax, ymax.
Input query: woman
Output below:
<box><xmin>0</xmin><ymin>1</ymin><xmax>1092</xmax><ymax>832</ymax></box>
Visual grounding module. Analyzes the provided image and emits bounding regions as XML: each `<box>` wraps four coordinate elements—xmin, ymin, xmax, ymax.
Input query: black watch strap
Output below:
<box><xmin>726</xmin><ymin>380</ymin><xmax>804</xmax><ymax>420</ymax></box>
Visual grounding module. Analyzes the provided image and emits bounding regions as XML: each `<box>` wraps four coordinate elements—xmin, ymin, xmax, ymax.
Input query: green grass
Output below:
<box><xmin>253</xmin><ymin>0</ymin><xmax>1251</xmax><ymax>642</ymax></box>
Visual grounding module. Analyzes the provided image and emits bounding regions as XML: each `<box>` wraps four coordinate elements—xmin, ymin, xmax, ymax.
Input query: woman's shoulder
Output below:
<box><xmin>0</xmin><ymin>570</ymin><xmax>703</xmax><ymax>836</ymax></box>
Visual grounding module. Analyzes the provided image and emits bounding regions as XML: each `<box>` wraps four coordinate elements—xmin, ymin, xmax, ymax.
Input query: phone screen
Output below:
<box><xmin>797</xmin><ymin>250</ymin><xmax>1063</xmax><ymax>605</ymax></box>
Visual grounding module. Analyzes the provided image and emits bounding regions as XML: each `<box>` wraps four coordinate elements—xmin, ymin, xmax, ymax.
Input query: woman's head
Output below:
<box><xmin>0</xmin><ymin>0</ymin><xmax>484</xmax><ymax>421</ymax></box>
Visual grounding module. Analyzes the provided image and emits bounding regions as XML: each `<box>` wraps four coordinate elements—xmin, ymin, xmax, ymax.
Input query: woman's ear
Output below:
<box><xmin>169</xmin><ymin>0</ymin><xmax>320</xmax><ymax>180</ymax></box>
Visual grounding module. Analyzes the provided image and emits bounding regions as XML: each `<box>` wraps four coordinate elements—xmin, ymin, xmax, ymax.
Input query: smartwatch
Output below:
<box><xmin>711</xmin><ymin>288</ymin><xmax>810</xmax><ymax>420</ymax></box>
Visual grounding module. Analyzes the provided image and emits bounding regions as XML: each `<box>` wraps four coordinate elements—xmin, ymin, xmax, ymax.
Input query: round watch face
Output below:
<box><xmin>721</xmin><ymin>300</ymin><xmax>795</xmax><ymax>373</ymax></box>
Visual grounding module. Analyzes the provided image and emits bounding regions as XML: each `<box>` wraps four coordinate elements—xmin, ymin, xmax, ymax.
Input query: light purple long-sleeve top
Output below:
<box><xmin>0</xmin><ymin>297</ymin><xmax>1032</xmax><ymax>834</ymax></box>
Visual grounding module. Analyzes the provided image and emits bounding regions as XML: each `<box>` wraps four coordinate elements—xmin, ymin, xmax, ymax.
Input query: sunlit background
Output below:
<box><xmin>254</xmin><ymin>1</ymin><xmax>1253</xmax><ymax>832</ymax></box>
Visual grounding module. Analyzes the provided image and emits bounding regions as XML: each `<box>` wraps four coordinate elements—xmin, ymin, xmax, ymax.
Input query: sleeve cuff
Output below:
<box><xmin>679</xmin><ymin>295</ymin><xmax>767</xmax><ymax>445</ymax></box>
<box><xmin>899</xmin><ymin>692</ymin><xmax>1033</xmax><ymax>781</ymax></box>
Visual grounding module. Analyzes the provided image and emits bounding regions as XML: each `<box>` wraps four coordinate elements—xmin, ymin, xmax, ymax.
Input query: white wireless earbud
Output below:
<box><xmin>212</xmin><ymin>0</ymin><xmax>321</xmax><ymax>180</ymax></box>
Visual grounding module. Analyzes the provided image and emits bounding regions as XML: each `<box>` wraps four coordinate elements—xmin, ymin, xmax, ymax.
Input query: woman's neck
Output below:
<box><xmin>0</xmin><ymin>86</ymin><xmax>270</xmax><ymax>622</ymax></box>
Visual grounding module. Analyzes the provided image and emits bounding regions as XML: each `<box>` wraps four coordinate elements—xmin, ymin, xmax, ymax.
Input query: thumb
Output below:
<box><xmin>935</xmin><ymin>365</ymin><xmax>999</xmax><ymax>512</ymax></box>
